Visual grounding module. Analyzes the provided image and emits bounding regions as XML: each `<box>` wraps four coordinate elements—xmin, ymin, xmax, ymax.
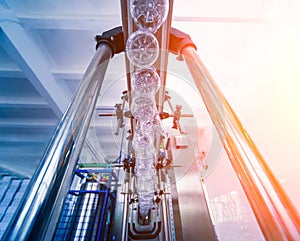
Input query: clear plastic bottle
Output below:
<box><xmin>140</xmin><ymin>120</ymin><xmax>154</xmax><ymax>135</ymax></box>
<box><xmin>135</xmin><ymin>155</ymin><xmax>156</xmax><ymax>174</ymax></box>
<box><xmin>131</xmin><ymin>96</ymin><xmax>156</xmax><ymax>121</ymax></box>
<box><xmin>130</xmin><ymin>0</ymin><xmax>169</xmax><ymax>33</ymax></box>
<box><xmin>126</xmin><ymin>31</ymin><xmax>159</xmax><ymax>68</ymax></box>
<box><xmin>132</xmin><ymin>123</ymin><xmax>153</xmax><ymax>150</ymax></box>
<box><xmin>131</xmin><ymin>67</ymin><xmax>161</xmax><ymax>95</ymax></box>
<box><xmin>136</xmin><ymin>173</ymin><xmax>157</xmax><ymax>217</ymax></box>
<box><xmin>152</xmin><ymin>112</ymin><xmax>165</xmax><ymax>136</ymax></box>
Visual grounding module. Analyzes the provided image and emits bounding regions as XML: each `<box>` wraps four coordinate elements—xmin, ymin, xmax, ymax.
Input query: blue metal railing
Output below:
<box><xmin>54</xmin><ymin>168</ymin><xmax>115</xmax><ymax>241</ymax></box>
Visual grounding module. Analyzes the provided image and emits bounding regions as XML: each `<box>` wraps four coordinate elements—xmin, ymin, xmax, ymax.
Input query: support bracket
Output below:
<box><xmin>95</xmin><ymin>26</ymin><xmax>125</xmax><ymax>57</ymax></box>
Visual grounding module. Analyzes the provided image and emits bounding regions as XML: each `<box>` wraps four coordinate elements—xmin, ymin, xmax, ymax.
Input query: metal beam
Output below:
<box><xmin>0</xmin><ymin>118</ymin><xmax>57</xmax><ymax>128</ymax></box>
<box><xmin>19</xmin><ymin>15</ymin><xmax>121</xmax><ymax>31</ymax></box>
<box><xmin>0</xmin><ymin>67</ymin><xmax>24</xmax><ymax>78</ymax></box>
<box><xmin>0</xmin><ymin>6</ymin><xmax>71</xmax><ymax>116</ymax></box>
<box><xmin>0</xmin><ymin>97</ymin><xmax>49</xmax><ymax>108</ymax></box>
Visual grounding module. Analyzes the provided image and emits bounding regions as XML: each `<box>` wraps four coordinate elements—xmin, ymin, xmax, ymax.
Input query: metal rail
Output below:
<box><xmin>159</xmin><ymin>169</ymin><xmax>171</xmax><ymax>241</ymax></box>
<box><xmin>121</xmin><ymin>181</ymin><xmax>129</xmax><ymax>241</ymax></box>
<box><xmin>182</xmin><ymin>46</ymin><xmax>300</xmax><ymax>241</ymax></box>
<box><xmin>3</xmin><ymin>43</ymin><xmax>112</xmax><ymax>241</ymax></box>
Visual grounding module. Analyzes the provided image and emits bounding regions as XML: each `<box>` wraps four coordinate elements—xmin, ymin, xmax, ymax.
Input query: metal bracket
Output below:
<box><xmin>95</xmin><ymin>26</ymin><xmax>125</xmax><ymax>57</ymax></box>
<box><xmin>169</xmin><ymin>27</ymin><xmax>197</xmax><ymax>60</ymax></box>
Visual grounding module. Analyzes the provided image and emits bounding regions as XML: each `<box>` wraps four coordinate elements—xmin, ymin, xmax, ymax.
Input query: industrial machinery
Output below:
<box><xmin>2</xmin><ymin>1</ymin><xmax>300</xmax><ymax>241</ymax></box>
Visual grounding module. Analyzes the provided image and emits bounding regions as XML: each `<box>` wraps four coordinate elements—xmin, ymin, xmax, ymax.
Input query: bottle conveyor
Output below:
<box><xmin>2</xmin><ymin>1</ymin><xmax>300</xmax><ymax>241</ymax></box>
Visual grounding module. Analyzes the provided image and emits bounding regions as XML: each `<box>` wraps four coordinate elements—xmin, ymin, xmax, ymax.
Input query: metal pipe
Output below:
<box><xmin>161</xmin><ymin>193</ymin><xmax>170</xmax><ymax>241</ymax></box>
<box><xmin>85</xmin><ymin>138</ymin><xmax>104</xmax><ymax>163</ymax></box>
<box><xmin>121</xmin><ymin>181</ymin><xmax>129</xmax><ymax>241</ymax></box>
<box><xmin>3</xmin><ymin>44</ymin><xmax>112</xmax><ymax>241</ymax></box>
<box><xmin>157</xmin><ymin>169</ymin><xmax>170</xmax><ymax>241</ymax></box>
<box><xmin>182</xmin><ymin>46</ymin><xmax>300</xmax><ymax>241</ymax></box>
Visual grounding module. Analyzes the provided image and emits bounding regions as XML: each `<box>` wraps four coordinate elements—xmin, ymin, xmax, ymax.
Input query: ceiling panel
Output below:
<box><xmin>36</xmin><ymin>29</ymin><xmax>97</xmax><ymax>71</ymax></box>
